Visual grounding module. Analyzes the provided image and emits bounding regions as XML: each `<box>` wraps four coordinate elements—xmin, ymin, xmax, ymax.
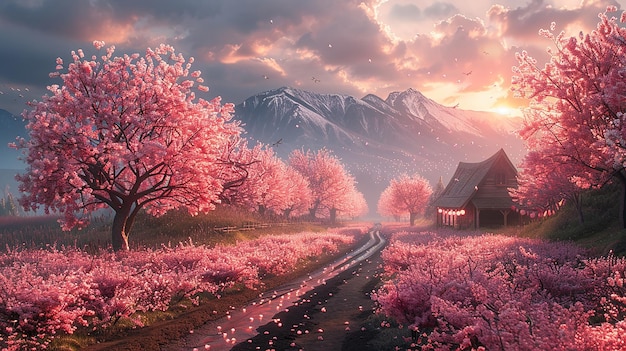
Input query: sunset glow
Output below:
<box><xmin>491</xmin><ymin>105</ymin><xmax>520</xmax><ymax>117</ymax></box>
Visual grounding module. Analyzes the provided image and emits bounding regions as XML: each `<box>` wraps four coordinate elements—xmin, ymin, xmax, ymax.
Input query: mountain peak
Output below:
<box><xmin>385</xmin><ymin>88</ymin><xmax>429</xmax><ymax>106</ymax></box>
<box><xmin>275</xmin><ymin>86</ymin><xmax>297</xmax><ymax>94</ymax></box>
<box><xmin>401</xmin><ymin>87</ymin><xmax>424</xmax><ymax>96</ymax></box>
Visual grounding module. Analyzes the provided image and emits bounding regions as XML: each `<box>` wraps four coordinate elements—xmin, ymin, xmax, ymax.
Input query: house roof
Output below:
<box><xmin>433</xmin><ymin>148</ymin><xmax>517</xmax><ymax>209</ymax></box>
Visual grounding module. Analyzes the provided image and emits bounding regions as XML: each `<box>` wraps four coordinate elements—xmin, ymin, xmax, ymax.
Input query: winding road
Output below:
<box><xmin>165</xmin><ymin>227</ymin><xmax>387</xmax><ymax>351</ymax></box>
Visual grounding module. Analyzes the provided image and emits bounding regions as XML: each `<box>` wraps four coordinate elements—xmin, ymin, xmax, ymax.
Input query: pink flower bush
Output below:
<box><xmin>373</xmin><ymin>231</ymin><xmax>626</xmax><ymax>350</ymax></box>
<box><xmin>0</xmin><ymin>230</ymin><xmax>358</xmax><ymax>350</ymax></box>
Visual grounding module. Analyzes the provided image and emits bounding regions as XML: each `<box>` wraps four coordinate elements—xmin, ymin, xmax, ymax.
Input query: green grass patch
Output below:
<box><xmin>493</xmin><ymin>182</ymin><xmax>626</xmax><ymax>257</ymax></box>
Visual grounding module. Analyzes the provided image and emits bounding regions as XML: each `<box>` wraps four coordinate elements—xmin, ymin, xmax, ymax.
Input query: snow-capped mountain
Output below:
<box><xmin>234</xmin><ymin>87</ymin><xmax>525</xmax><ymax>216</ymax></box>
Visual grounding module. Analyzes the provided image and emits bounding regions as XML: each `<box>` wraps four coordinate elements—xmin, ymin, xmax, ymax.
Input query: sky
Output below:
<box><xmin>0</xmin><ymin>0</ymin><xmax>624</xmax><ymax>118</ymax></box>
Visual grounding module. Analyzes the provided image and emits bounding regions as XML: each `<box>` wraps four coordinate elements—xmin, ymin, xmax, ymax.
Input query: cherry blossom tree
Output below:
<box><xmin>289</xmin><ymin>148</ymin><xmax>365</xmax><ymax>223</ymax></box>
<box><xmin>341</xmin><ymin>189</ymin><xmax>369</xmax><ymax>219</ymax></box>
<box><xmin>510</xmin><ymin>148</ymin><xmax>598</xmax><ymax>224</ymax></box>
<box><xmin>242</xmin><ymin>147</ymin><xmax>291</xmax><ymax>216</ymax></box>
<box><xmin>282</xmin><ymin>165</ymin><xmax>313</xmax><ymax>218</ymax></box>
<box><xmin>377</xmin><ymin>173</ymin><xmax>432</xmax><ymax>225</ymax></box>
<box><xmin>12</xmin><ymin>42</ymin><xmax>243</xmax><ymax>250</ymax></box>
<box><xmin>377</xmin><ymin>187</ymin><xmax>403</xmax><ymax>221</ymax></box>
<box><xmin>511</xmin><ymin>7</ymin><xmax>626</xmax><ymax>227</ymax></box>
<box><xmin>217</xmin><ymin>140</ymin><xmax>264</xmax><ymax>207</ymax></box>
<box><xmin>221</xmin><ymin>144</ymin><xmax>308</xmax><ymax>217</ymax></box>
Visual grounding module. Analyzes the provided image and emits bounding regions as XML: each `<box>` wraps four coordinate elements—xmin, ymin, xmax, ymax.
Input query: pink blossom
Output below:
<box><xmin>373</xmin><ymin>231</ymin><xmax>626</xmax><ymax>350</ymax></box>
<box><xmin>92</xmin><ymin>40</ymin><xmax>105</xmax><ymax>50</ymax></box>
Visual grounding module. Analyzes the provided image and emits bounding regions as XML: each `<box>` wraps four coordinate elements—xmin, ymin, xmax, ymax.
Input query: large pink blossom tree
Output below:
<box><xmin>289</xmin><ymin>148</ymin><xmax>365</xmax><ymax>223</ymax></box>
<box><xmin>215</xmin><ymin>138</ymin><xmax>260</xmax><ymax>205</ymax></box>
<box><xmin>12</xmin><ymin>42</ymin><xmax>243</xmax><ymax>250</ymax></box>
<box><xmin>511</xmin><ymin>7</ymin><xmax>626</xmax><ymax>227</ymax></box>
<box><xmin>377</xmin><ymin>173</ymin><xmax>432</xmax><ymax>225</ymax></box>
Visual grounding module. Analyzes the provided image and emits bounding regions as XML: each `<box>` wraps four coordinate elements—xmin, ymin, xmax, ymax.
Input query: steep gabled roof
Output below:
<box><xmin>434</xmin><ymin>149</ymin><xmax>516</xmax><ymax>209</ymax></box>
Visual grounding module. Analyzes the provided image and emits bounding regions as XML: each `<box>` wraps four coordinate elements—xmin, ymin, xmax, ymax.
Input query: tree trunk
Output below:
<box><xmin>330</xmin><ymin>208</ymin><xmax>337</xmax><ymax>224</ymax></box>
<box><xmin>409</xmin><ymin>212</ymin><xmax>416</xmax><ymax>226</ymax></box>
<box><xmin>111</xmin><ymin>208</ymin><xmax>131</xmax><ymax>251</ymax></box>
<box><xmin>572</xmin><ymin>193</ymin><xmax>584</xmax><ymax>225</ymax></box>
<box><xmin>308</xmin><ymin>200</ymin><xmax>321</xmax><ymax>221</ymax></box>
<box><xmin>283</xmin><ymin>208</ymin><xmax>292</xmax><ymax>218</ymax></box>
<box><xmin>309</xmin><ymin>203</ymin><xmax>319</xmax><ymax>221</ymax></box>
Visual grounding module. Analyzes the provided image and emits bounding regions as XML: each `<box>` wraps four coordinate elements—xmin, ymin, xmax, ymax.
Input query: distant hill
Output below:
<box><xmin>234</xmin><ymin>87</ymin><xmax>525</xmax><ymax>215</ymax></box>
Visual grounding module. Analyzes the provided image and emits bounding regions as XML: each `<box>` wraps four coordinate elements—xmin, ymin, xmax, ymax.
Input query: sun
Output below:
<box><xmin>491</xmin><ymin>106</ymin><xmax>521</xmax><ymax>117</ymax></box>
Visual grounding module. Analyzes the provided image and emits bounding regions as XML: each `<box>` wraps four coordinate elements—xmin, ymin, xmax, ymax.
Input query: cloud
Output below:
<box><xmin>0</xmin><ymin>0</ymin><xmax>137</xmax><ymax>42</ymax></box>
<box><xmin>423</xmin><ymin>2</ymin><xmax>459</xmax><ymax>18</ymax></box>
<box><xmin>388</xmin><ymin>3</ymin><xmax>422</xmax><ymax>21</ymax></box>
<box><xmin>0</xmin><ymin>0</ymin><xmax>622</xmax><ymax>115</ymax></box>
<box><xmin>487</xmin><ymin>0</ymin><xmax>622</xmax><ymax>43</ymax></box>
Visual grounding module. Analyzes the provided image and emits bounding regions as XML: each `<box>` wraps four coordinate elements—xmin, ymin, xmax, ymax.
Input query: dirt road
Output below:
<box><xmin>232</xmin><ymin>242</ymin><xmax>386</xmax><ymax>351</ymax></box>
<box><xmin>167</xmin><ymin>229</ymin><xmax>387</xmax><ymax>351</ymax></box>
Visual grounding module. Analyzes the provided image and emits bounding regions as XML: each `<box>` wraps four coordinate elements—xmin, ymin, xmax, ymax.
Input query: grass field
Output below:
<box><xmin>2</xmin><ymin>183</ymin><xmax>626</xmax><ymax>256</ymax></box>
<box><xmin>0</xmin><ymin>205</ymin><xmax>329</xmax><ymax>252</ymax></box>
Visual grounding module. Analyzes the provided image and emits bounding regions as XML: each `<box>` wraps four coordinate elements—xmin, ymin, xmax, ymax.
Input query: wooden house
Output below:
<box><xmin>433</xmin><ymin>148</ymin><xmax>521</xmax><ymax>229</ymax></box>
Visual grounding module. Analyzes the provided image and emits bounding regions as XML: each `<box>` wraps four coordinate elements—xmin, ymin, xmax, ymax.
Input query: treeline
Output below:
<box><xmin>0</xmin><ymin>193</ymin><xmax>21</xmax><ymax>216</ymax></box>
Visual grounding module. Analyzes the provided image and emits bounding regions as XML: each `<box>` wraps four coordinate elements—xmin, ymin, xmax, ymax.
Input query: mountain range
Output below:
<box><xmin>0</xmin><ymin>87</ymin><xmax>526</xmax><ymax>216</ymax></box>
<box><xmin>235</xmin><ymin>87</ymin><xmax>525</xmax><ymax>214</ymax></box>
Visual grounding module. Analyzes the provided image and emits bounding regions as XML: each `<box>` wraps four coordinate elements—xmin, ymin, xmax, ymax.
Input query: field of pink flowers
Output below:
<box><xmin>0</xmin><ymin>229</ymin><xmax>360</xmax><ymax>350</ymax></box>
<box><xmin>373</xmin><ymin>230</ymin><xmax>626</xmax><ymax>351</ymax></box>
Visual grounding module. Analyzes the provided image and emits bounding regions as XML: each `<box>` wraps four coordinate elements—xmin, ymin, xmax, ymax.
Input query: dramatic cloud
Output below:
<box><xmin>0</xmin><ymin>0</ymin><xmax>622</xmax><ymax>115</ymax></box>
